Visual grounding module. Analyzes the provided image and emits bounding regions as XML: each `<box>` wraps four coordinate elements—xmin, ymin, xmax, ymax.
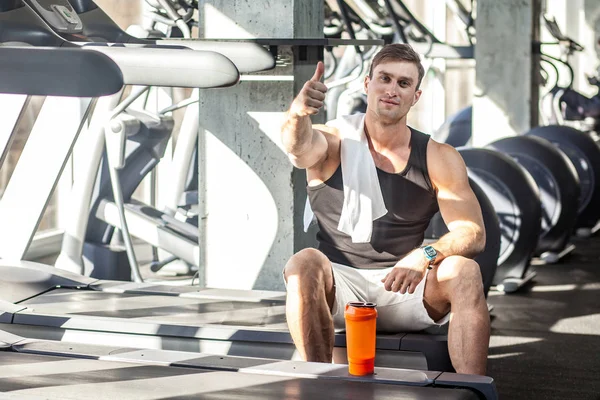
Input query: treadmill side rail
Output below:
<box><xmin>437</xmin><ymin>372</ymin><xmax>498</xmax><ymax>400</ymax></box>
<box><xmin>0</xmin><ymin>263</ymin><xmax>98</xmax><ymax>303</ymax></box>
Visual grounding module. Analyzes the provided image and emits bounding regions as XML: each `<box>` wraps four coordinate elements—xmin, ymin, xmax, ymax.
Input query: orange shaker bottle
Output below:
<box><xmin>344</xmin><ymin>301</ymin><xmax>377</xmax><ymax>375</ymax></box>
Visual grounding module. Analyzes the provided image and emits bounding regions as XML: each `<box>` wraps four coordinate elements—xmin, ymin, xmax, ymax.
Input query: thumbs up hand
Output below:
<box><xmin>290</xmin><ymin>61</ymin><xmax>328</xmax><ymax>117</ymax></box>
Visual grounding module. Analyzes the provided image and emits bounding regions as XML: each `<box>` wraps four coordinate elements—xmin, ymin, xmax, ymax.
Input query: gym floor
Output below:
<box><xmin>487</xmin><ymin>234</ymin><xmax>600</xmax><ymax>399</ymax></box>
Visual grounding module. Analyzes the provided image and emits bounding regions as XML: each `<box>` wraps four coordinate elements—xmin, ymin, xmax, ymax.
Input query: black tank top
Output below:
<box><xmin>307</xmin><ymin>127</ymin><xmax>439</xmax><ymax>269</ymax></box>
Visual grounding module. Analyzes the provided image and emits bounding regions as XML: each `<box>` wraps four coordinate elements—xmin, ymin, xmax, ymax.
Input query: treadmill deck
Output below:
<box><xmin>0</xmin><ymin>331</ymin><xmax>490</xmax><ymax>400</ymax></box>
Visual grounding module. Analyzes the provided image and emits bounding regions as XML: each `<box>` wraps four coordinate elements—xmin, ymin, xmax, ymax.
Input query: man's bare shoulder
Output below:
<box><xmin>426</xmin><ymin>139</ymin><xmax>469</xmax><ymax>186</ymax></box>
<box><xmin>313</xmin><ymin>124</ymin><xmax>340</xmax><ymax>137</ymax></box>
<box><xmin>314</xmin><ymin>124</ymin><xmax>341</xmax><ymax>152</ymax></box>
<box><xmin>427</xmin><ymin>138</ymin><xmax>464</xmax><ymax>165</ymax></box>
<box><xmin>309</xmin><ymin>124</ymin><xmax>341</xmax><ymax>172</ymax></box>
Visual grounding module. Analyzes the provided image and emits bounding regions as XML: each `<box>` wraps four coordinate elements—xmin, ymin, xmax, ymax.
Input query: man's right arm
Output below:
<box><xmin>281</xmin><ymin>62</ymin><xmax>329</xmax><ymax>170</ymax></box>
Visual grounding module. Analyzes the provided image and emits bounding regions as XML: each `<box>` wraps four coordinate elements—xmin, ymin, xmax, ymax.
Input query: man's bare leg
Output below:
<box><xmin>283</xmin><ymin>248</ymin><xmax>336</xmax><ymax>362</ymax></box>
<box><xmin>423</xmin><ymin>256</ymin><xmax>490</xmax><ymax>375</ymax></box>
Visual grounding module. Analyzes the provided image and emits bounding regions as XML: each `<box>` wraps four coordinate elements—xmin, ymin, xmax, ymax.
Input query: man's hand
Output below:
<box><xmin>289</xmin><ymin>61</ymin><xmax>327</xmax><ymax>117</ymax></box>
<box><xmin>381</xmin><ymin>251</ymin><xmax>430</xmax><ymax>294</ymax></box>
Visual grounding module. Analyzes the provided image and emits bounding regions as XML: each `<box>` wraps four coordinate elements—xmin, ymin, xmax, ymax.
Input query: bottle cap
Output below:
<box><xmin>347</xmin><ymin>301</ymin><xmax>376</xmax><ymax>308</ymax></box>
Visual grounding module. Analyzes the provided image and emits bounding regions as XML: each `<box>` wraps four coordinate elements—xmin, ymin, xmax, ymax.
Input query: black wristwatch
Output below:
<box><xmin>421</xmin><ymin>245</ymin><xmax>437</xmax><ymax>269</ymax></box>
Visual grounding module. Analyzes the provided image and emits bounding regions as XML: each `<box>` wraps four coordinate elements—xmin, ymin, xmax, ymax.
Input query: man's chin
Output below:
<box><xmin>376</xmin><ymin>108</ymin><xmax>401</xmax><ymax>119</ymax></box>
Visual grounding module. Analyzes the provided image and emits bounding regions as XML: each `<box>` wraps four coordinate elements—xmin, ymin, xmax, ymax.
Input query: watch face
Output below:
<box><xmin>423</xmin><ymin>246</ymin><xmax>437</xmax><ymax>259</ymax></box>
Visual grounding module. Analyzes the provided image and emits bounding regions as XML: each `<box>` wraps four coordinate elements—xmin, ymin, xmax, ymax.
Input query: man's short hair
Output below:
<box><xmin>368</xmin><ymin>44</ymin><xmax>425</xmax><ymax>90</ymax></box>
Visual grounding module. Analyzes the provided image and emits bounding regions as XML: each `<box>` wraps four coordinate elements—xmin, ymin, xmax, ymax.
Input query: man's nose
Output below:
<box><xmin>386</xmin><ymin>83</ymin><xmax>398</xmax><ymax>96</ymax></box>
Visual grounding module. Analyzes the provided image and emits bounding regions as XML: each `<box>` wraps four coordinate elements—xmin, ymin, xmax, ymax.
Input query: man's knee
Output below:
<box><xmin>284</xmin><ymin>248</ymin><xmax>332</xmax><ymax>285</ymax></box>
<box><xmin>284</xmin><ymin>248</ymin><xmax>335</xmax><ymax>308</ymax></box>
<box><xmin>436</xmin><ymin>256</ymin><xmax>485</xmax><ymax>299</ymax></box>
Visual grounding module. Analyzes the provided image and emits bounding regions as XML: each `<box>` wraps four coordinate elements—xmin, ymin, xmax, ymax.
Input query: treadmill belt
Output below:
<box><xmin>0</xmin><ymin>351</ymin><xmax>479</xmax><ymax>399</ymax></box>
<box><xmin>20</xmin><ymin>289</ymin><xmax>288</xmax><ymax>328</ymax></box>
<box><xmin>0</xmin><ymin>352</ymin><xmax>203</xmax><ymax>391</ymax></box>
<box><xmin>9</xmin><ymin>286</ymin><xmax>454</xmax><ymax>373</ymax></box>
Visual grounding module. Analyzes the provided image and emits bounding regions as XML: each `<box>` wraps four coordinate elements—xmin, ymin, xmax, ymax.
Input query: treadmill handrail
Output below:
<box><xmin>0</xmin><ymin>46</ymin><xmax>123</xmax><ymax>97</ymax></box>
<box><xmin>81</xmin><ymin>45</ymin><xmax>240</xmax><ymax>88</ymax></box>
<box><xmin>158</xmin><ymin>40</ymin><xmax>276</xmax><ymax>73</ymax></box>
<box><xmin>59</xmin><ymin>1</ymin><xmax>275</xmax><ymax>73</ymax></box>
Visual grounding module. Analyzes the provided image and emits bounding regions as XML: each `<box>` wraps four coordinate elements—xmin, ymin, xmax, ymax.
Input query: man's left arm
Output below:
<box><xmin>380</xmin><ymin>141</ymin><xmax>485</xmax><ymax>294</ymax></box>
<box><xmin>426</xmin><ymin>141</ymin><xmax>486</xmax><ymax>263</ymax></box>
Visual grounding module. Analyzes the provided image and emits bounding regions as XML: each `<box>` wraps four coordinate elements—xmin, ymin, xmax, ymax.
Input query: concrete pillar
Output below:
<box><xmin>472</xmin><ymin>0</ymin><xmax>542</xmax><ymax>147</ymax></box>
<box><xmin>94</xmin><ymin>0</ymin><xmax>143</xmax><ymax>29</ymax></box>
<box><xmin>197</xmin><ymin>1</ymin><xmax>323</xmax><ymax>290</ymax></box>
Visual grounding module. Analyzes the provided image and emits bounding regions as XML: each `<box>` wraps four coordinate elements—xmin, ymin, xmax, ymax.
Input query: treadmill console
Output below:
<box><xmin>23</xmin><ymin>0</ymin><xmax>83</xmax><ymax>33</ymax></box>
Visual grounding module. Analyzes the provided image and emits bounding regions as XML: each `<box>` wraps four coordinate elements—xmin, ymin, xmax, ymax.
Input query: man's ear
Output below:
<box><xmin>364</xmin><ymin>75</ymin><xmax>370</xmax><ymax>93</ymax></box>
<box><xmin>412</xmin><ymin>89</ymin><xmax>422</xmax><ymax>106</ymax></box>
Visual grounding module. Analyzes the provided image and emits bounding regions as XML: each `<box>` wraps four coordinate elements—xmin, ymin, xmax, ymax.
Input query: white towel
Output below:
<box><xmin>303</xmin><ymin>113</ymin><xmax>388</xmax><ymax>243</ymax></box>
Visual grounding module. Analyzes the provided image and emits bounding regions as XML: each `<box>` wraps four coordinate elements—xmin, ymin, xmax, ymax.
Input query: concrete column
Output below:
<box><xmin>472</xmin><ymin>0</ymin><xmax>541</xmax><ymax>147</ymax></box>
<box><xmin>197</xmin><ymin>1</ymin><xmax>323</xmax><ymax>290</ymax></box>
<box><xmin>94</xmin><ymin>0</ymin><xmax>142</xmax><ymax>29</ymax></box>
<box><xmin>198</xmin><ymin>1</ymin><xmax>322</xmax><ymax>38</ymax></box>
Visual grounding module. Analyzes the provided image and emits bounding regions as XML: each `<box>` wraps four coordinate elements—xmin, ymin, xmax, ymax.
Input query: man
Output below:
<box><xmin>280</xmin><ymin>44</ymin><xmax>489</xmax><ymax>375</ymax></box>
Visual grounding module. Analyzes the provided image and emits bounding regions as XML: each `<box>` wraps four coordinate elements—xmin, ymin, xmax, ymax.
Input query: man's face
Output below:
<box><xmin>364</xmin><ymin>61</ymin><xmax>422</xmax><ymax>123</ymax></box>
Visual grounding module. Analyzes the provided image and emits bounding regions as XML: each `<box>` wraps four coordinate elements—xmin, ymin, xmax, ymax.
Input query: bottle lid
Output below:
<box><xmin>347</xmin><ymin>301</ymin><xmax>377</xmax><ymax>308</ymax></box>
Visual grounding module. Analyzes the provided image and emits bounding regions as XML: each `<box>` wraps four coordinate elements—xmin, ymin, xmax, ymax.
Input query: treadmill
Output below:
<box><xmin>11</xmin><ymin>0</ymin><xmax>276</xmax><ymax>282</ymax></box>
<box><xmin>0</xmin><ymin>328</ymin><xmax>496</xmax><ymax>399</ymax></box>
<box><xmin>0</xmin><ymin>0</ymin><xmax>468</xmax><ymax>377</ymax></box>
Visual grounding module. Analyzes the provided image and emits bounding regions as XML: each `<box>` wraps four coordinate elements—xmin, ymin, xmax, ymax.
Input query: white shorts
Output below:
<box><xmin>330</xmin><ymin>262</ymin><xmax>450</xmax><ymax>333</ymax></box>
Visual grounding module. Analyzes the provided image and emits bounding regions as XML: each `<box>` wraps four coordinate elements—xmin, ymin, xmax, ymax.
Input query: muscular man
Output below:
<box><xmin>280</xmin><ymin>44</ymin><xmax>490</xmax><ymax>375</ymax></box>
